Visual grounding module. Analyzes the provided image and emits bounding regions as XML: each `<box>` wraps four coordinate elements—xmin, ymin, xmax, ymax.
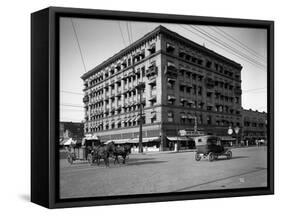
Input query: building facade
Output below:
<box><xmin>60</xmin><ymin>121</ymin><xmax>84</xmax><ymax>140</ymax></box>
<box><xmin>241</xmin><ymin>109</ymin><xmax>267</xmax><ymax>145</ymax></box>
<box><xmin>81</xmin><ymin>26</ymin><xmax>243</xmax><ymax>151</ymax></box>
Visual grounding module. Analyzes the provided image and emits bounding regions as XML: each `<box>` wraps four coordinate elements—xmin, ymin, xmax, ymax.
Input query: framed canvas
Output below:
<box><xmin>31</xmin><ymin>6</ymin><xmax>274</xmax><ymax>208</ymax></box>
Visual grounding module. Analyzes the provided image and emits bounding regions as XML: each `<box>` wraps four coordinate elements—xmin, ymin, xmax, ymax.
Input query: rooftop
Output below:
<box><xmin>81</xmin><ymin>25</ymin><xmax>242</xmax><ymax>80</ymax></box>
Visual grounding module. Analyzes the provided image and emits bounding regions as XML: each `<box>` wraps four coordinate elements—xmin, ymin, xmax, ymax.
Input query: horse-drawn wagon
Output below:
<box><xmin>193</xmin><ymin>135</ymin><xmax>232</xmax><ymax>162</ymax></box>
<box><xmin>65</xmin><ymin>134</ymin><xmax>101</xmax><ymax>164</ymax></box>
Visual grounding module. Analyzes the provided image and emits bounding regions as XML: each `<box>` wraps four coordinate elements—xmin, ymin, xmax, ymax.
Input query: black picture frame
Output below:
<box><xmin>31</xmin><ymin>6</ymin><xmax>274</xmax><ymax>209</ymax></box>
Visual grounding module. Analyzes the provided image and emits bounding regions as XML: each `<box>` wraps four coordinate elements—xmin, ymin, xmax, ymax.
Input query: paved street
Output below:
<box><xmin>60</xmin><ymin>147</ymin><xmax>267</xmax><ymax>199</ymax></box>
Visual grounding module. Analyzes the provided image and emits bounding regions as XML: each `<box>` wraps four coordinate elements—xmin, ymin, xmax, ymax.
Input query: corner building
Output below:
<box><xmin>81</xmin><ymin>26</ymin><xmax>243</xmax><ymax>151</ymax></box>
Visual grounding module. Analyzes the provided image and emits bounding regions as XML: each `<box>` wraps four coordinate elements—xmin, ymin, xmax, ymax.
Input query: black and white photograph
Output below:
<box><xmin>59</xmin><ymin>17</ymin><xmax>269</xmax><ymax>199</ymax></box>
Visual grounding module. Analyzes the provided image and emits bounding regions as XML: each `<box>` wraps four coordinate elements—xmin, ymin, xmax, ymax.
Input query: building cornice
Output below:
<box><xmin>81</xmin><ymin>25</ymin><xmax>242</xmax><ymax>81</ymax></box>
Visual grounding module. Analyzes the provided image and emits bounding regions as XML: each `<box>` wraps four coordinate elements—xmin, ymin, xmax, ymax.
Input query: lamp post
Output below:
<box><xmin>227</xmin><ymin>126</ymin><xmax>233</xmax><ymax>147</ymax></box>
<box><xmin>234</xmin><ymin>126</ymin><xmax>240</xmax><ymax>147</ymax></box>
<box><xmin>136</xmin><ymin>82</ymin><xmax>145</xmax><ymax>153</ymax></box>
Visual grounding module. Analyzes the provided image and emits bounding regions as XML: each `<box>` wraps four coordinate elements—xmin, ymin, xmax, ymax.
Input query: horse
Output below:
<box><xmin>108</xmin><ymin>142</ymin><xmax>132</xmax><ymax>164</ymax></box>
<box><xmin>90</xmin><ymin>143</ymin><xmax>115</xmax><ymax>167</ymax></box>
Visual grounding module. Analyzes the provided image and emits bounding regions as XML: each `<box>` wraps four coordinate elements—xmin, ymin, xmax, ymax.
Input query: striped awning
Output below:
<box><xmin>134</xmin><ymin>115</ymin><xmax>141</xmax><ymax>122</ymax></box>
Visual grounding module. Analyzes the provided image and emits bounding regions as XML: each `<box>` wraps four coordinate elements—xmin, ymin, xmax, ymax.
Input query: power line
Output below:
<box><xmin>189</xmin><ymin>25</ymin><xmax>266</xmax><ymax>69</ymax></box>
<box><xmin>70</xmin><ymin>18</ymin><xmax>87</xmax><ymax>73</ymax></box>
<box><xmin>243</xmin><ymin>87</ymin><xmax>267</xmax><ymax>92</ymax></box>
<box><xmin>61</xmin><ymin>103</ymin><xmax>84</xmax><ymax>108</ymax></box>
<box><xmin>178</xmin><ymin>25</ymin><xmax>265</xmax><ymax>71</ymax></box>
<box><xmin>61</xmin><ymin>90</ymin><xmax>84</xmax><ymax>96</ymax></box>
<box><xmin>61</xmin><ymin>108</ymin><xmax>84</xmax><ymax>112</ymax></box>
<box><xmin>207</xmin><ymin>26</ymin><xmax>266</xmax><ymax>64</ymax></box>
<box><xmin>117</xmin><ymin>21</ymin><xmax>127</xmax><ymax>47</ymax></box>
<box><xmin>213</xmin><ymin>26</ymin><xmax>266</xmax><ymax>60</ymax></box>
<box><xmin>129</xmin><ymin>22</ymin><xmax>133</xmax><ymax>43</ymax></box>
<box><xmin>126</xmin><ymin>22</ymin><xmax>131</xmax><ymax>44</ymax></box>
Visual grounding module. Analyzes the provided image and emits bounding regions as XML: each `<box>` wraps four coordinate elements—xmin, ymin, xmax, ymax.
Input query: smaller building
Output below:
<box><xmin>60</xmin><ymin>121</ymin><xmax>84</xmax><ymax>141</ymax></box>
<box><xmin>241</xmin><ymin>109</ymin><xmax>267</xmax><ymax>145</ymax></box>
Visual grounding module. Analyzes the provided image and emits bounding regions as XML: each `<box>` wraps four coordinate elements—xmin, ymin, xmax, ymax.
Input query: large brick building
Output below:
<box><xmin>81</xmin><ymin>25</ymin><xmax>243</xmax><ymax>151</ymax></box>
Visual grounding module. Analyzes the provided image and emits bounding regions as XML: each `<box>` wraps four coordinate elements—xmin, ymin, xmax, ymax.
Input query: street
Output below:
<box><xmin>60</xmin><ymin>147</ymin><xmax>267</xmax><ymax>199</ymax></box>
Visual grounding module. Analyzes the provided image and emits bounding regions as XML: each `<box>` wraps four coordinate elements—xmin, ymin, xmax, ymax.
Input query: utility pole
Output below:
<box><xmin>136</xmin><ymin>82</ymin><xmax>145</xmax><ymax>153</ymax></box>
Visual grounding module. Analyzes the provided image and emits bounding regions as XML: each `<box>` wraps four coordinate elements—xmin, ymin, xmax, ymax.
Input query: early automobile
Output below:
<box><xmin>193</xmin><ymin>135</ymin><xmax>232</xmax><ymax>162</ymax></box>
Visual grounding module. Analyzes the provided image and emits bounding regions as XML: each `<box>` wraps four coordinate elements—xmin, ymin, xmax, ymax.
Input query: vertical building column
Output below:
<box><xmin>102</xmin><ymin>86</ymin><xmax>106</xmax><ymax>130</ymax></box>
<box><xmin>114</xmin><ymin>82</ymin><xmax>118</xmax><ymax>108</ymax></box>
<box><xmin>109</xmin><ymin>85</ymin><xmax>112</xmax><ymax>108</ymax></box>
<box><xmin>121</xmin><ymin>79</ymin><xmax>125</xmax><ymax>116</ymax></box>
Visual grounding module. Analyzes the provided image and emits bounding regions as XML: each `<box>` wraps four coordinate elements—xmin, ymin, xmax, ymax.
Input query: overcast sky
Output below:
<box><xmin>60</xmin><ymin>17</ymin><xmax>267</xmax><ymax>122</ymax></box>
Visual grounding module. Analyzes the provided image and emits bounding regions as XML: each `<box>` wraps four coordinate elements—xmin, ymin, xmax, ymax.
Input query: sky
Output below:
<box><xmin>60</xmin><ymin>17</ymin><xmax>267</xmax><ymax>122</ymax></box>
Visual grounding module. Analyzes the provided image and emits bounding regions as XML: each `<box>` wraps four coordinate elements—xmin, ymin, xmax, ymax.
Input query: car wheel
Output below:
<box><xmin>195</xmin><ymin>153</ymin><xmax>201</xmax><ymax>161</ymax></box>
<box><xmin>226</xmin><ymin>151</ymin><xmax>232</xmax><ymax>159</ymax></box>
<box><xmin>208</xmin><ymin>152</ymin><xmax>215</xmax><ymax>162</ymax></box>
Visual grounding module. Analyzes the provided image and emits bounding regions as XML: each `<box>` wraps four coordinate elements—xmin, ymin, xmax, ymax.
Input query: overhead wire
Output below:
<box><xmin>70</xmin><ymin>18</ymin><xmax>87</xmax><ymax>73</ymax></box>
<box><xmin>126</xmin><ymin>22</ymin><xmax>132</xmax><ymax>44</ymax></box>
<box><xmin>178</xmin><ymin>25</ymin><xmax>265</xmax><ymax>71</ymax></box>
<box><xmin>212</xmin><ymin>26</ymin><xmax>266</xmax><ymax>60</ymax></box>
<box><xmin>189</xmin><ymin>25</ymin><xmax>266</xmax><ymax>69</ymax></box>
<box><xmin>117</xmin><ymin>21</ymin><xmax>127</xmax><ymax>47</ymax></box>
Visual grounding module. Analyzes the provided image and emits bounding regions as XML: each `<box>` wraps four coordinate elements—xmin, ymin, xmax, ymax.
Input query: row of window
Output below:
<box><xmin>84</xmin><ymin>44</ymin><xmax>157</xmax><ymax>89</ymax></box>
<box><xmin>244</xmin><ymin>122</ymin><xmax>266</xmax><ymax>128</ymax></box>
<box><xmin>166</xmin><ymin>42</ymin><xmax>240</xmax><ymax>80</ymax></box>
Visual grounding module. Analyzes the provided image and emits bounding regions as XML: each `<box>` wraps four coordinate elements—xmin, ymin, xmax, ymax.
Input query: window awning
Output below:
<box><xmin>134</xmin><ymin>115</ymin><xmax>140</xmax><ymax>122</ymax></box>
<box><xmin>167</xmin><ymin>43</ymin><xmax>175</xmax><ymax>50</ymax></box>
<box><xmin>130</xmin><ymin>117</ymin><xmax>136</xmax><ymax>122</ymax></box>
<box><xmin>187</xmin><ymin>114</ymin><xmax>194</xmax><ymax>119</ymax></box>
<box><xmin>167</xmin><ymin>62</ymin><xmax>176</xmax><ymax>68</ymax></box>
<box><xmin>187</xmin><ymin>100</ymin><xmax>194</xmax><ymax>104</ymax></box>
<box><xmin>207</xmin><ymin>103</ymin><xmax>214</xmax><ymax>107</ymax></box>
<box><xmin>149</xmin><ymin>95</ymin><xmax>157</xmax><ymax>101</ymax></box>
<box><xmin>104</xmin><ymin>139</ymin><xmax>131</xmax><ymax>145</ymax></box>
<box><xmin>167</xmin><ymin>137</ymin><xmax>193</xmax><ymax>141</ymax></box>
<box><xmin>181</xmin><ymin>115</ymin><xmax>188</xmax><ymax>119</ymax></box>
<box><xmin>219</xmin><ymin>136</ymin><xmax>236</xmax><ymax>141</ymax></box>
<box><xmin>130</xmin><ymin>137</ymin><xmax>160</xmax><ymax>143</ymax></box>
<box><xmin>181</xmin><ymin>98</ymin><xmax>187</xmax><ymax>102</ymax></box>
<box><xmin>168</xmin><ymin>95</ymin><xmax>176</xmax><ymax>100</ymax></box>
<box><xmin>167</xmin><ymin>78</ymin><xmax>176</xmax><ymax>83</ymax></box>
<box><xmin>179</xmin><ymin>67</ymin><xmax>187</xmax><ymax>72</ymax></box>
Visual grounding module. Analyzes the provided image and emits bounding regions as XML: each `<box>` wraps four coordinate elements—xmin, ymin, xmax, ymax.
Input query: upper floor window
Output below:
<box><xmin>167</xmin><ymin>111</ymin><xmax>174</xmax><ymax>122</ymax></box>
<box><xmin>148</xmin><ymin>43</ymin><xmax>156</xmax><ymax>54</ymax></box>
<box><xmin>206</xmin><ymin>60</ymin><xmax>212</xmax><ymax>68</ymax></box>
<box><xmin>166</xmin><ymin>43</ymin><xmax>175</xmax><ymax>53</ymax></box>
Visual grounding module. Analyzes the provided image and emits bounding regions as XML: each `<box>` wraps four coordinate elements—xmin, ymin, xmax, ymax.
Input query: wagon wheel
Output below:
<box><xmin>208</xmin><ymin>152</ymin><xmax>215</xmax><ymax>162</ymax></box>
<box><xmin>87</xmin><ymin>154</ymin><xmax>93</xmax><ymax>165</ymax></box>
<box><xmin>195</xmin><ymin>153</ymin><xmax>201</xmax><ymax>161</ymax></box>
<box><xmin>226</xmin><ymin>150</ymin><xmax>232</xmax><ymax>159</ymax></box>
<box><xmin>67</xmin><ymin>155</ymin><xmax>73</xmax><ymax>164</ymax></box>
